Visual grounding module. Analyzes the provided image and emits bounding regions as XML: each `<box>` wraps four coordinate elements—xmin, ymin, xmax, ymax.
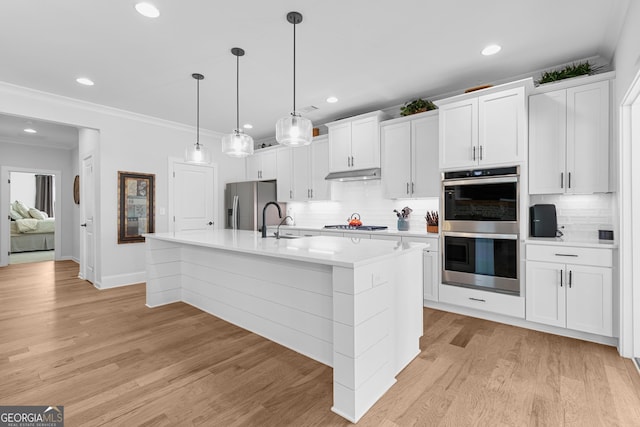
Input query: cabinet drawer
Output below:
<box><xmin>439</xmin><ymin>284</ymin><xmax>525</xmax><ymax>318</ymax></box>
<box><xmin>526</xmin><ymin>244</ymin><xmax>612</xmax><ymax>267</ymax></box>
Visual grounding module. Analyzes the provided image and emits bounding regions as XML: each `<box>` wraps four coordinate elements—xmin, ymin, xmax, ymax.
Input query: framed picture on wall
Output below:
<box><xmin>117</xmin><ymin>171</ymin><xmax>155</xmax><ymax>244</ymax></box>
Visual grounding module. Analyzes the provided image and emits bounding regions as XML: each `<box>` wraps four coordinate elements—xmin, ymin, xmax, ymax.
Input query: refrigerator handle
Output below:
<box><xmin>232</xmin><ymin>195</ymin><xmax>239</xmax><ymax>229</ymax></box>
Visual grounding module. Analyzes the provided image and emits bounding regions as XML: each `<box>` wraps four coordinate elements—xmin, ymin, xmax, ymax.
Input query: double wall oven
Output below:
<box><xmin>441</xmin><ymin>166</ymin><xmax>520</xmax><ymax>296</ymax></box>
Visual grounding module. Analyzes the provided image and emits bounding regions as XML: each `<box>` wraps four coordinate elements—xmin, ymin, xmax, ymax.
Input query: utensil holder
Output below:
<box><xmin>397</xmin><ymin>218</ymin><xmax>409</xmax><ymax>231</ymax></box>
<box><xmin>427</xmin><ymin>224</ymin><xmax>438</xmax><ymax>233</ymax></box>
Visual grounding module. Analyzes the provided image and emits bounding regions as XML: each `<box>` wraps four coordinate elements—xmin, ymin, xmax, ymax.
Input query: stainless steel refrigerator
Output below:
<box><xmin>224</xmin><ymin>180</ymin><xmax>285</xmax><ymax>231</ymax></box>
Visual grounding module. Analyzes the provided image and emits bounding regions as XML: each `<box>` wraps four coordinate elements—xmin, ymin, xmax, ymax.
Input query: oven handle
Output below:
<box><xmin>443</xmin><ymin>231</ymin><xmax>519</xmax><ymax>240</ymax></box>
<box><xmin>442</xmin><ymin>176</ymin><xmax>518</xmax><ymax>186</ymax></box>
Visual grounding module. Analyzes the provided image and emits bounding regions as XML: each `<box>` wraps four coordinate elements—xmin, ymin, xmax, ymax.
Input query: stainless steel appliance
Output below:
<box><xmin>442</xmin><ymin>166</ymin><xmax>519</xmax><ymax>234</ymax></box>
<box><xmin>323</xmin><ymin>225</ymin><xmax>388</xmax><ymax>231</ymax></box>
<box><xmin>441</xmin><ymin>166</ymin><xmax>520</xmax><ymax>295</ymax></box>
<box><xmin>225</xmin><ymin>181</ymin><xmax>285</xmax><ymax>231</ymax></box>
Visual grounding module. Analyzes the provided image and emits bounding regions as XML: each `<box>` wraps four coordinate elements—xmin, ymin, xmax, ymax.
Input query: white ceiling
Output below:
<box><xmin>0</xmin><ymin>0</ymin><xmax>631</xmax><ymax>143</ymax></box>
<box><xmin>0</xmin><ymin>114</ymin><xmax>78</xmax><ymax>150</ymax></box>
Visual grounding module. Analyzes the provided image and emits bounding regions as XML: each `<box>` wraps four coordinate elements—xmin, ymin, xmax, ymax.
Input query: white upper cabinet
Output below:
<box><xmin>276</xmin><ymin>148</ymin><xmax>293</xmax><ymax>202</ymax></box>
<box><xmin>529</xmin><ymin>76</ymin><xmax>611</xmax><ymax>194</ymax></box>
<box><xmin>246</xmin><ymin>149</ymin><xmax>277</xmax><ymax>181</ymax></box>
<box><xmin>310</xmin><ymin>137</ymin><xmax>331</xmax><ymax>201</ymax></box>
<box><xmin>327</xmin><ymin>111</ymin><xmax>385</xmax><ymax>172</ymax></box>
<box><xmin>438</xmin><ymin>98</ymin><xmax>477</xmax><ymax>170</ymax></box>
<box><xmin>276</xmin><ymin>136</ymin><xmax>331</xmax><ymax>202</ymax></box>
<box><xmin>436</xmin><ymin>79</ymin><xmax>530</xmax><ymax>170</ymax></box>
<box><xmin>381</xmin><ymin>111</ymin><xmax>439</xmax><ymax>198</ymax></box>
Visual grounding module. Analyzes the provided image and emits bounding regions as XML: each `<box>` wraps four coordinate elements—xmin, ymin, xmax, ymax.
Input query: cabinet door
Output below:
<box><xmin>246</xmin><ymin>155</ymin><xmax>261</xmax><ymax>180</ymax></box>
<box><xmin>328</xmin><ymin>122</ymin><xmax>352</xmax><ymax>172</ymax></box>
<box><xmin>525</xmin><ymin>261</ymin><xmax>566</xmax><ymax>328</ymax></box>
<box><xmin>423</xmin><ymin>250</ymin><xmax>439</xmax><ymax>302</ymax></box>
<box><xmin>381</xmin><ymin>121</ymin><xmax>412</xmax><ymax>199</ymax></box>
<box><xmin>292</xmin><ymin>145</ymin><xmax>310</xmax><ymax>201</ymax></box>
<box><xmin>411</xmin><ymin>114</ymin><xmax>439</xmax><ymax>197</ymax></box>
<box><xmin>439</xmin><ymin>98</ymin><xmax>478</xmax><ymax>169</ymax></box>
<box><xmin>310</xmin><ymin>138</ymin><xmax>331</xmax><ymax>200</ymax></box>
<box><xmin>566</xmin><ymin>264</ymin><xmax>613</xmax><ymax>336</ymax></box>
<box><xmin>350</xmin><ymin>116</ymin><xmax>380</xmax><ymax>169</ymax></box>
<box><xmin>529</xmin><ymin>90</ymin><xmax>567</xmax><ymax>194</ymax></box>
<box><xmin>260</xmin><ymin>150</ymin><xmax>278</xmax><ymax>180</ymax></box>
<box><xmin>276</xmin><ymin>148</ymin><xmax>293</xmax><ymax>202</ymax></box>
<box><xmin>478</xmin><ymin>87</ymin><xmax>526</xmax><ymax>166</ymax></box>
<box><xmin>566</xmin><ymin>80</ymin><xmax>610</xmax><ymax>194</ymax></box>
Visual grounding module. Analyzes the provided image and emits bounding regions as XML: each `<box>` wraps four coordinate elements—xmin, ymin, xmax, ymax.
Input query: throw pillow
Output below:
<box><xmin>29</xmin><ymin>208</ymin><xmax>47</xmax><ymax>220</ymax></box>
<box><xmin>13</xmin><ymin>200</ymin><xmax>30</xmax><ymax>218</ymax></box>
<box><xmin>9</xmin><ymin>206</ymin><xmax>23</xmax><ymax>220</ymax></box>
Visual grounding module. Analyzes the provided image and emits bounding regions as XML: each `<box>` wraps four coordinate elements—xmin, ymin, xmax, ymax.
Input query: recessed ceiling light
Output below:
<box><xmin>135</xmin><ymin>2</ymin><xmax>160</xmax><ymax>18</ymax></box>
<box><xmin>76</xmin><ymin>77</ymin><xmax>94</xmax><ymax>86</ymax></box>
<box><xmin>23</xmin><ymin>128</ymin><xmax>37</xmax><ymax>134</ymax></box>
<box><xmin>326</xmin><ymin>96</ymin><xmax>338</xmax><ymax>103</ymax></box>
<box><xmin>243</xmin><ymin>123</ymin><xmax>253</xmax><ymax>129</ymax></box>
<box><xmin>482</xmin><ymin>44</ymin><xmax>502</xmax><ymax>56</ymax></box>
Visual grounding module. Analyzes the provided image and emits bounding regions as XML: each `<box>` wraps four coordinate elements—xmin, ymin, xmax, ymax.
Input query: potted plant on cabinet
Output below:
<box><xmin>400</xmin><ymin>98</ymin><xmax>437</xmax><ymax>116</ymax></box>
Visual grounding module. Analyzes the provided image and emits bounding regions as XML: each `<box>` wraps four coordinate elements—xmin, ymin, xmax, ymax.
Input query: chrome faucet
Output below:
<box><xmin>275</xmin><ymin>216</ymin><xmax>294</xmax><ymax>239</ymax></box>
<box><xmin>261</xmin><ymin>201</ymin><xmax>282</xmax><ymax>238</ymax></box>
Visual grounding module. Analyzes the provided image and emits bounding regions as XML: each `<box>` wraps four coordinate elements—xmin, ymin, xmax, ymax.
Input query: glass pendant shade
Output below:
<box><xmin>223</xmin><ymin>47</ymin><xmax>254</xmax><ymax>158</ymax></box>
<box><xmin>185</xmin><ymin>142</ymin><xmax>211</xmax><ymax>164</ymax></box>
<box><xmin>276</xmin><ymin>112</ymin><xmax>313</xmax><ymax>146</ymax></box>
<box><xmin>185</xmin><ymin>73</ymin><xmax>211</xmax><ymax>164</ymax></box>
<box><xmin>221</xmin><ymin>130</ymin><xmax>254</xmax><ymax>158</ymax></box>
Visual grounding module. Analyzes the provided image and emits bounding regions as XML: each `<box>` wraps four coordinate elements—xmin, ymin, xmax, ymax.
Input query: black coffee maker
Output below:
<box><xmin>530</xmin><ymin>204</ymin><xmax>557</xmax><ymax>237</ymax></box>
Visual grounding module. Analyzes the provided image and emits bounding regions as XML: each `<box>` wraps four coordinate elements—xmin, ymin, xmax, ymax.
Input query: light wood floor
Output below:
<box><xmin>1</xmin><ymin>261</ymin><xmax>639</xmax><ymax>426</ymax></box>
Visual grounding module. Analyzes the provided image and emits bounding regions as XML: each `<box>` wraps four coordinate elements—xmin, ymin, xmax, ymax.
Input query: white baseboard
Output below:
<box><xmin>424</xmin><ymin>299</ymin><xmax>619</xmax><ymax>348</ymax></box>
<box><xmin>99</xmin><ymin>271</ymin><xmax>146</xmax><ymax>289</ymax></box>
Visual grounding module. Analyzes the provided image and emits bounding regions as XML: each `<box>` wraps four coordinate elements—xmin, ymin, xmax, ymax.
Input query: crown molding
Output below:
<box><xmin>0</xmin><ymin>81</ymin><xmax>224</xmax><ymax>138</ymax></box>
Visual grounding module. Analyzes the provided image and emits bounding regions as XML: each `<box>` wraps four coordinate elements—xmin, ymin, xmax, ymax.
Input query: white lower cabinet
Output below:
<box><xmin>402</xmin><ymin>236</ymin><xmax>439</xmax><ymax>302</ymax></box>
<box><xmin>525</xmin><ymin>245</ymin><xmax>613</xmax><ymax>337</ymax></box>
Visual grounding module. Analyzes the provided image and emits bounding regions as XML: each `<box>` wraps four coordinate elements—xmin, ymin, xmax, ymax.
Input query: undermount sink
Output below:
<box><xmin>269</xmin><ymin>234</ymin><xmax>302</xmax><ymax>239</ymax></box>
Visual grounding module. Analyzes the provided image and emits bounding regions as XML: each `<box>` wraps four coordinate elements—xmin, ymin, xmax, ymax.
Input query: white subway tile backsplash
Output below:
<box><xmin>530</xmin><ymin>193</ymin><xmax>615</xmax><ymax>241</ymax></box>
<box><xmin>287</xmin><ymin>180</ymin><xmax>439</xmax><ymax>231</ymax></box>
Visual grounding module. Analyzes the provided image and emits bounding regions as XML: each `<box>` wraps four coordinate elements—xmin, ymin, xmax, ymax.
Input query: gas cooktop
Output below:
<box><xmin>323</xmin><ymin>225</ymin><xmax>388</xmax><ymax>231</ymax></box>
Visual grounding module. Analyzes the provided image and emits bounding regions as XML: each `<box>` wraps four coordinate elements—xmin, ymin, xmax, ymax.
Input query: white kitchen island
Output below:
<box><xmin>145</xmin><ymin>230</ymin><xmax>425</xmax><ymax>423</ymax></box>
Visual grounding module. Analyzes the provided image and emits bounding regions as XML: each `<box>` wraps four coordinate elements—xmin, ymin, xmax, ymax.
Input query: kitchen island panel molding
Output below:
<box><xmin>145</xmin><ymin>231</ymin><xmax>425</xmax><ymax>423</ymax></box>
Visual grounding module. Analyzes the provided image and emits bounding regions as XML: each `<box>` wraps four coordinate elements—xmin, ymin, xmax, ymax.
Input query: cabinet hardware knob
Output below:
<box><xmin>560</xmin><ymin>269</ymin><xmax>563</xmax><ymax>287</ymax></box>
<box><xmin>561</xmin><ymin>172</ymin><xmax>564</xmax><ymax>189</ymax></box>
<box><xmin>411</xmin><ymin>182</ymin><xmax>415</xmax><ymax>193</ymax></box>
<box><xmin>568</xmin><ymin>172</ymin><xmax>572</xmax><ymax>189</ymax></box>
<box><xmin>472</xmin><ymin>146</ymin><xmax>476</xmax><ymax>161</ymax></box>
<box><xmin>406</xmin><ymin>182</ymin><xmax>409</xmax><ymax>194</ymax></box>
<box><xmin>469</xmin><ymin>297</ymin><xmax>486</xmax><ymax>303</ymax></box>
<box><xmin>208</xmin><ymin>221</ymin><xmax>213</xmax><ymax>226</ymax></box>
<box><xmin>480</xmin><ymin>145</ymin><xmax>483</xmax><ymax>161</ymax></box>
<box><xmin>555</xmin><ymin>253</ymin><xmax>578</xmax><ymax>257</ymax></box>
<box><xmin>80</xmin><ymin>223</ymin><xmax>87</xmax><ymax>227</ymax></box>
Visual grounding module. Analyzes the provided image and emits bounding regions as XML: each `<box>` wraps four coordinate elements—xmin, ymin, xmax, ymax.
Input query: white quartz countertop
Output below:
<box><xmin>525</xmin><ymin>237</ymin><xmax>618</xmax><ymax>249</ymax></box>
<box><xmin>267</xmin><ymin>225</ymin><xmax>440</xmax><ymax>239</ymax></box>
<box><xmin>146</xmin><ymin>230</ymin><xmax>427</xmax><ymax>268</ymax></box>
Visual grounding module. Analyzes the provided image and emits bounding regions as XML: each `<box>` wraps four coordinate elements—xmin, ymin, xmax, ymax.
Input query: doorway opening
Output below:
<box><xmin>9</xmin><ymin>171</ymin><xmax>56</xmax><ymax>264</ymax></box>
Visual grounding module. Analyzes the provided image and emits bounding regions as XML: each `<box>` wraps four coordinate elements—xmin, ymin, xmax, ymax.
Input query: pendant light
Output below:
<box><xmin>276</xmin><ymin>11</ymin><xmax>313</xmax><ymax>147</ymax></box>
<box><xmin>222</xmin><ymin>47</ymin><xmax>254</xmax><ymax>158</ymax></box>
<box><xmin>185</xmin><ymin>73</ymin><xmax>212</xmax><ymax>164</ymax></box>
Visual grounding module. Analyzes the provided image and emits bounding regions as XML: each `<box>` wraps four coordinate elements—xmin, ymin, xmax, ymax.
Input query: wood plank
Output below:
<box><xmin>0</xmin><ymin>261</ymin><xmax>639</xmax><ymax>425</ymax></box>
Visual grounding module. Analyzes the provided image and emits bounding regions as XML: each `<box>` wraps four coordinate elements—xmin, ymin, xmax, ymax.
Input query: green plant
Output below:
<box><xmin>400</xmin><ymin>98</ymin><xmax>437</xmax><ymax>116</ymax></box>
<box><xmin>537</xmin><ymin>61</ymin><xmax>605</xmax><ymax>85</ymax></box>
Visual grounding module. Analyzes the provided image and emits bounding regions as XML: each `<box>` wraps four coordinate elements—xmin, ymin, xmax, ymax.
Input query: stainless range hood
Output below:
<box><xmin>325</xmin><ymin>167</ymin><xmax>381</xmax><ymax>182</ymax></box>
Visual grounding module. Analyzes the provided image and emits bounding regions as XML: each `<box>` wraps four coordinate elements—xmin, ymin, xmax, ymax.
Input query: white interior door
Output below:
<box><xmin>172</xmin><ymin>162</ymin><xmax>215</xmax><ymax>232</ymax></box>
<box><xmin>80</xmin><ymin>155</ymin><xmax>95</xmax><ymax>283</ymax></box>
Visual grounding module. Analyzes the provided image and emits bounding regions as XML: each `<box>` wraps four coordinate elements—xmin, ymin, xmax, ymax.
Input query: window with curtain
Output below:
<box><xmin>35</xmin><ymin>174</ymin><xmax>54</xmax><ymax>216</ymax></box>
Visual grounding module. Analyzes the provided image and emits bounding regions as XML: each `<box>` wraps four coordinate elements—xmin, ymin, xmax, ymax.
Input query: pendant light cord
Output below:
<box><xmin>196</xmin><ymin>77</ymin><xmax>200</xmax><ymax>146</ymax></box>
<box><xmin>236</xmin><ymin>53</ymin><xmax>240</xmax><ymax>132</ymax></box>
<box><xmin>293</xmin><ymin>18</ymin><xmax>296</xmax><ymax>113</ymax></box>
